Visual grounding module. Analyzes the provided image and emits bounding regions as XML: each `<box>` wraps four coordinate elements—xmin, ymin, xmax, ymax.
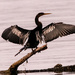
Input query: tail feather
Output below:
<box><xmin>15</xmin><ymin>46</ymin><xmax>27</xmax><ymax>56</ymax></box>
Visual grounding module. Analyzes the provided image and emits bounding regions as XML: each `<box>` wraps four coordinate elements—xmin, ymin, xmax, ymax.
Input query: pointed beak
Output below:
<box><xmin>44</xmin><ymin>13</ymin><xmax>52</xmax><ymax>15</ymax></box>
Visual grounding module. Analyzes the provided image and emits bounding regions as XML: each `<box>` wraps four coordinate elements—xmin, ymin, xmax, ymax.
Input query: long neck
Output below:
<box><xmin>35</xmin><ymin>15</ymin><xmax>42</xmax><ymax>28</ymax></box>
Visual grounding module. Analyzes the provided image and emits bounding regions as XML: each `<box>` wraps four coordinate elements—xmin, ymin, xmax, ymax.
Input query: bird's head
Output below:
<box><xmin>35</xmin><ymin>12</ymin><xmax>51</xmax><ymax>28</ymax></box>
<box><xmin>37</xmin><ymin>12</ymin><xmax>51</xmax><ymax>17</ymax></box>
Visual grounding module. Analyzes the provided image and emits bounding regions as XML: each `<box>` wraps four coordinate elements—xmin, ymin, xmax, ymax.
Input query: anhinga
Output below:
<box><xmin>1</xmin><ymin>12</ymin><xmax>75</xmax><ymax>56</ymax></box>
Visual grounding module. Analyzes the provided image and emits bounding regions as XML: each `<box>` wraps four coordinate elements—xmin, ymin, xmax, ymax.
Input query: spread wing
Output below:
<box><xmin>42</xmin><ymin>22</ymin><xmax>75</xmax><ymax>43</ymax></box>
<box><xmin>2</xmin><ymin>25</ymin><xmax>30</xmax><ymax>45</ymax></box>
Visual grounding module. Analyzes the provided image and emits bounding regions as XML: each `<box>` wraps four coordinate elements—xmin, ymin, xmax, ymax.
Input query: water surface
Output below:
<box><xmin>0</xmin><ymin>0</ymin><xmax>75</xmax><ymax>75</ymax></box>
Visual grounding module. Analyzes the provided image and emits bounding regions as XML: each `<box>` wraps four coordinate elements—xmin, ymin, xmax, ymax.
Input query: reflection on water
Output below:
<box><xmin>0</xmin><ymin>0</ymin><xmax>75</xmax><ymax>75</ymax></box>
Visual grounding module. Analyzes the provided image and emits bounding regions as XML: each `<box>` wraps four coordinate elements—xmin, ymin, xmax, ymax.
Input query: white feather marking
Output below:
<box><xmin>36</xmin><ymin>31</ymin><xmax>42</xmax><ymax>43</ymax></box>
<box><xmin>12</xmin><ymin>28</ymin><xmax>21</xmax><ymax>37</ymax></box>
<box><xmin>23</xmin><ymin>37</ymin><xmax>29</xmax><ymax>45</ymax></box>
<box><xmin>44</xmin><ymin>26</ymin><xmax>55</xmax><ymax>35</ymax></box>
<box><xmin>23</xmin><ymin>32</ymin><xmax>29</xmax><ymax>42</ymax></box>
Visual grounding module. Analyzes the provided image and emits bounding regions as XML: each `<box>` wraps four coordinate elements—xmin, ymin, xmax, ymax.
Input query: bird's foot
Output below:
<box><xmin>31</xmin><ymin>48</ymin><xmax>35</xmax><ymax>53</ymax></box>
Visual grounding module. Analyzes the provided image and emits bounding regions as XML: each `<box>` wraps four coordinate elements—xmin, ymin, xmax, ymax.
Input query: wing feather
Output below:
<box><xmin>2</xmin><ymin>25</ymin><xmax>30</xmax><ymax>45</ymax></box>
<box><xmin>42</xmin><ymin>22</ymin><xmax>75</xmax><ymax>42</ymax></box>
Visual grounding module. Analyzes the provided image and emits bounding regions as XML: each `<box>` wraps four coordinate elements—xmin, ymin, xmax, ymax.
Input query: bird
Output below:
<box><xmin>1</xmin><ymin>12</ymin><xmax>75</xmax><ymax>56</ymax></box>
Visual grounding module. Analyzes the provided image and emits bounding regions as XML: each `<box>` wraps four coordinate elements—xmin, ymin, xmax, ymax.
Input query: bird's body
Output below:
<box><xmin>25</xmin><ymin>29</ymin><xmax>39</xmax><ymax>49</ymax></box>
<box><xmin>23</xmin><ymin>13</ymin><xmax>44</xmax><ymax>50</ymax></box>
<box><xmin>1</xmin><ymin>12</ymin><xmax>75</xmax><ymax>56</ymax></box>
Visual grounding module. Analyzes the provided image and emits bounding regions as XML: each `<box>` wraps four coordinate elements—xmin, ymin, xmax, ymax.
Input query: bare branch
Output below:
<box><xmin>8</xmin><ymin>44</ymin><xmax>47</xmax><ymax>74</ymax></box>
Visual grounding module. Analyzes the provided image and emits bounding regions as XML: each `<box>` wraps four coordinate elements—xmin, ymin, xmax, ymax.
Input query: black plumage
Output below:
<box><xmin>42</xmin><ymin>22</ymin><xmax>75</xmax><ymax>42</ymax></box>
<box><xmin>2</xmin><ymin>25</ymin><xmax>29</xmax><ymax>44</ymax></box>
<box><xmin>1</xmin><ymin>12</ymin><xmax>75</xmax><ymax>53</ymax></box>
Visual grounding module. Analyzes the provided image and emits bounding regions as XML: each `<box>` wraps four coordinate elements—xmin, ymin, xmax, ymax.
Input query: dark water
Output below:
<box><xmin>0</xmin><ymin>0</ymin><xmax>75</xmax><ymax>75</ymax></box>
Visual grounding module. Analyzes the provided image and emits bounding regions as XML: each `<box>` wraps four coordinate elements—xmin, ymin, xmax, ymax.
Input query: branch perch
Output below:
<box><xmin>8</xmin><ymin>44</ymin><xmax>47</xmax><ymax>74</ymax></box>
